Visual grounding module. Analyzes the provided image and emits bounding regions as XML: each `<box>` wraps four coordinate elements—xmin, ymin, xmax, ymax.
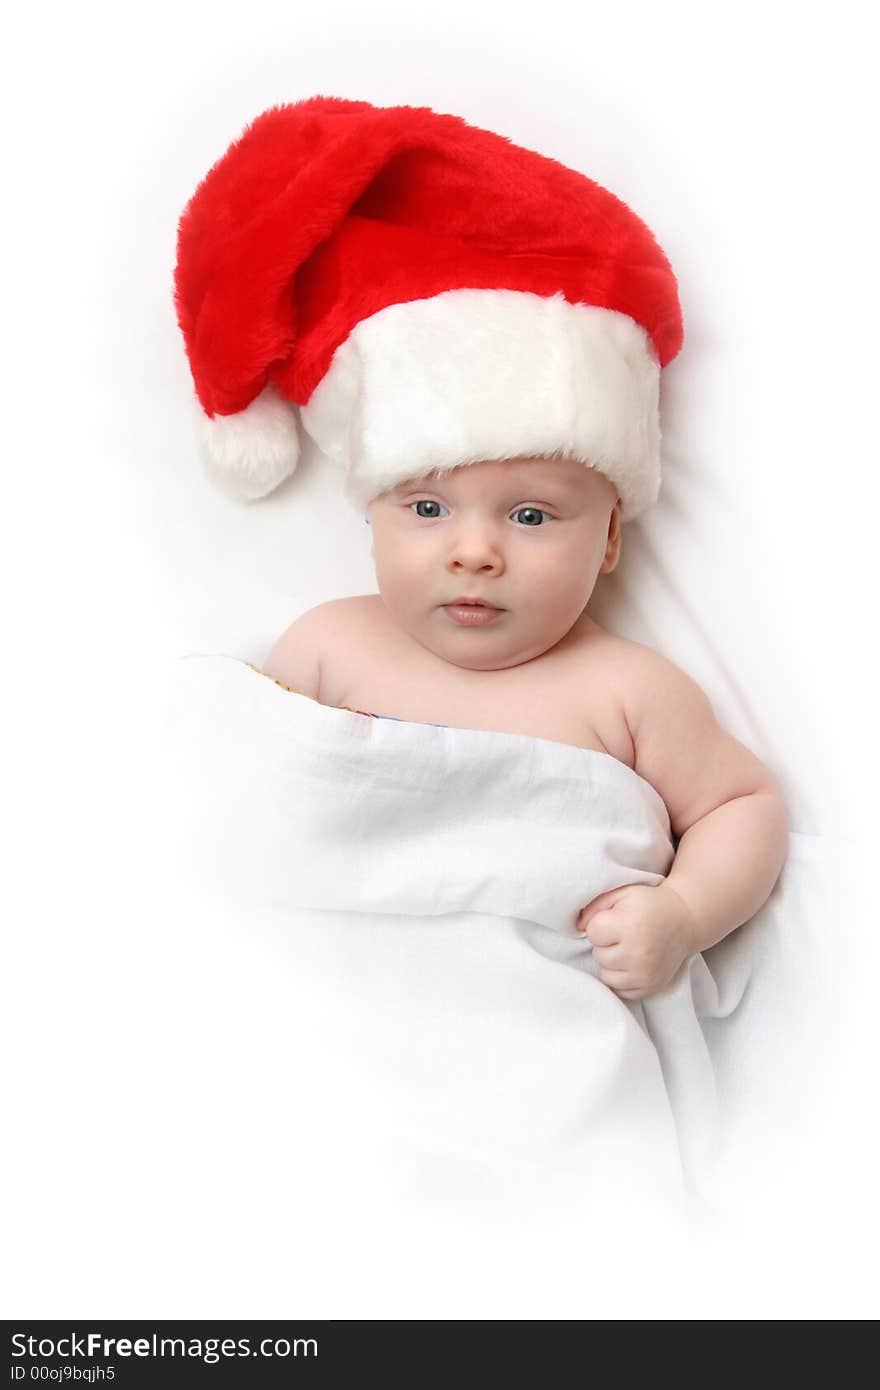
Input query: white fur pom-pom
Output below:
<box><xmin>199</xmin><ymin>382</ymin><xmax>301</xmax><ymax>499</ymax></box>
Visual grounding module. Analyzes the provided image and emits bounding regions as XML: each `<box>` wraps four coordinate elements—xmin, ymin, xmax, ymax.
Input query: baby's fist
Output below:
<box><xmin>576</xmin><ymin>882</ymin><xmax>698</xmax><ymax>1001</ymax></box>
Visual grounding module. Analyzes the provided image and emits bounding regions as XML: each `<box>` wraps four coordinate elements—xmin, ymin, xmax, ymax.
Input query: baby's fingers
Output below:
<box><xmin>591</xmin><ymin>943</ymin><xmax>627</xmax><ymax>969</ymax></box>
<box><xmin>597</xmin><ymin>966</ymin><xmax>632</xmax><ymax>988</ymax></box>
<box><xmin>578</xmin><ymin>908</ymin><xmax>620</xmax><ymax>947</ymax></box>
<box><xmin>597</xmin><ymin>966</ymin><xmax>650</xmax><ymax>1000</ymax></box>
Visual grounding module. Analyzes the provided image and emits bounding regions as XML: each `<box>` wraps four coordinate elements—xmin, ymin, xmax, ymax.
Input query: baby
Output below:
<box><xmin>262</xmin><ymin>451</ymin><xmax>789</xmax><ymax>1003</ymax></box>
<box><xmin>173</xmin><ymin>96</ymin><xmax>789</xmax><ymax>1004</ymax></box>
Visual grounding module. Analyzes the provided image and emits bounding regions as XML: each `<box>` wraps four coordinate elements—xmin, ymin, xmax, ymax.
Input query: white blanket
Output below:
<box><xmin>161</xmin><ymin>652</ymin><xmax>828</xmax><ymax>1236</ymax></box>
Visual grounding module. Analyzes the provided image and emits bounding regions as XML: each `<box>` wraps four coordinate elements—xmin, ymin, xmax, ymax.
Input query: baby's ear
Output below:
<box><xmin>600</xmin><ymin>501</ymin><xmax>622</xmax><ymax>574</ymax></box>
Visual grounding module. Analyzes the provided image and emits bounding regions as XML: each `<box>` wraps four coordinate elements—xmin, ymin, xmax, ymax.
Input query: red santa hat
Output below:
<box><xmin>173</xmin><ymin>95</ymin><xmax>683</xmax><ymax>522</ymax></box>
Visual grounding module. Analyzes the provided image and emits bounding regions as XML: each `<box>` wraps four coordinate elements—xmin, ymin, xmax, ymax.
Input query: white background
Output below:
<box><xmin>3</xmin><ymin>0</ymin><xmax>877</xmax><ymax>1318</ymax></box>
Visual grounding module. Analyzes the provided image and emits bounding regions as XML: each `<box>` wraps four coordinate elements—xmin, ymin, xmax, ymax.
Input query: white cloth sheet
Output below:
<box><xmin>157</xmin><ymin>652</ymin><xmax>851</xmax><ymax>1236</ymax></box>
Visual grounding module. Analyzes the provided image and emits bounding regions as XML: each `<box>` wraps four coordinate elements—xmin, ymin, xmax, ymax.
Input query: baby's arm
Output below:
<box><xmin>622</xmin><ymin>648</ymin><xmax>789</xmax><ymax>955</ymax></box>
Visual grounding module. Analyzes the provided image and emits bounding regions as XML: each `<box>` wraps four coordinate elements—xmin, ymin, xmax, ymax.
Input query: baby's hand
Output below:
<box><xmin>575</xmin><ymin>883</ymin><xmax>699</xmax><ymax>1002</ymax></box>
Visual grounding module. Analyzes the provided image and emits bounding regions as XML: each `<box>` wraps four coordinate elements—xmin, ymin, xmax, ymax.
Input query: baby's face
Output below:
<box><xmin>366</xmin><ymin>456</ymin><xmax>621</xmax><ymax>672</ymax></box>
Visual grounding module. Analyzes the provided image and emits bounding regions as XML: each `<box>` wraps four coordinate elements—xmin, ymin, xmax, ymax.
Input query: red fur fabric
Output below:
<box><xmin>174</xmin><ymin>95</ymin><xmax>682</xmax><ymax>418</ymax></box>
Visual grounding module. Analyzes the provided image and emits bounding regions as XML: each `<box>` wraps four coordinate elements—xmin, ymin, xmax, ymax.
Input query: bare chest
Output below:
<box><xmin>319</xmin><ymin>598</ymin><xmax>635</xmax><ymax>766</ymax></box>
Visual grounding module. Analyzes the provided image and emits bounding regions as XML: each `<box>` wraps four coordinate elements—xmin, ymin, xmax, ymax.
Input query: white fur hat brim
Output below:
<box><xmin>300</xmin><ymin>287</ymin><xmax>662</xmax><ymax>523</ymax></box>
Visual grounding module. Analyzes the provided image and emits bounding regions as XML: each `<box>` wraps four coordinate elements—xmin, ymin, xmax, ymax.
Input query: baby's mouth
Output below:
<box><xmin>444</xmin><ymin>598</ymin><xmax>506</xmax><ymax>610</ymax></box>
<box><xmin>442</xmin><ymin>600</ymin><xmax>507</xmax><ymax>626</ymax></box>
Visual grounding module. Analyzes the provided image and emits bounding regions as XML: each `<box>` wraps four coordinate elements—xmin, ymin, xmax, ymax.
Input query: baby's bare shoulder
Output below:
<box><xmin>571</xmin><ymin>623</ymin><xmax>657</xmax><ymax>704</ymax></box>
<box><xmin>589</xmin><ymin>632</ymin><xmax>704</xmax><ymax>741</ymax></box>
<box><xmin>578</xmin><ymin>623</ymin><xmax>648</xmax><ymax>671</ymax></box>
<box><xmin>261</xmin><ymin>595</ymin><xmax>378</xmax><ymax>699</ymax></box>
<box><xmin>564</xmin><ymin>626</ymin><xmax>651</xmax><ymax>761</ymax></box>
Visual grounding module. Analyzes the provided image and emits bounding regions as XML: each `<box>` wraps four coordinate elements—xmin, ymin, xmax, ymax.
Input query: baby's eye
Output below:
<box><xmin>409</xmin><ymin>501</ymin><xmax>551</xmax><ymax>525</ymax></box>
<box><xmin>510</xmin><ymin>506</ymin><xmax>551</xmax><ymax>527</ymax></box>
<box><xmin>410</xmin><ymin>500</ymin><xmax>449</xmax><ymax>519</ymax></box>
